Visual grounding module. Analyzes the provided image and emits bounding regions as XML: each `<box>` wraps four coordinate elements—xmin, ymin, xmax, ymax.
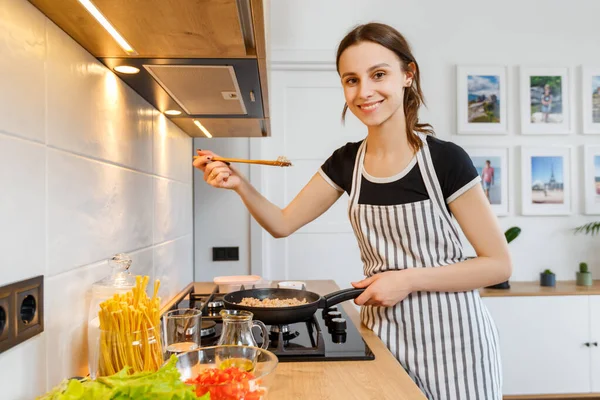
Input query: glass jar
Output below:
<box><xmin>87</xmin><ymin>253</ymin><xmax>136</xmax><ymax>379</ymax></box>
<box><xmin>97</xmin><ymin>326</ymin><xmax>163</xmax><ymax>377</ymax></box>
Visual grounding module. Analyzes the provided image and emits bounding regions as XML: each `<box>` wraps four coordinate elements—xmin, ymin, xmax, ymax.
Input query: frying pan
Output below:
<box><xmin>222</xmin><ymin>287</ymin><xmax>364</xmax><ymax>326</ymax></box>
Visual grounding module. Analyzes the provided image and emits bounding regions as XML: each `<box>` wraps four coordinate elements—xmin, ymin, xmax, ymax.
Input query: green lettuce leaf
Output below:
<box><xmin>37</xmin><ymin>356</ymin><xmax>202</xmax><ymax>400</ymax></box>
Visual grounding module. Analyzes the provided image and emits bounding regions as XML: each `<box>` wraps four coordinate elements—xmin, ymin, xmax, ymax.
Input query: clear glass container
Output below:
<box><xmin>217</xmin><ymin>310</ymin><xmax>269</xmax><ymax>349</ymax></box>
<box><xmin>97</xmin><ymin>326</ymin><xmax>163</xmax><ymax>377</ymax></box>
<box><xmin>87</xmin><ymin>253</ymin><xmax>137</xmax><ymax>378</ymax></box>
<box><xmin>175</xmin><ymin>345</ymin><xmax>279</xmax><ymax>399</ymax></box>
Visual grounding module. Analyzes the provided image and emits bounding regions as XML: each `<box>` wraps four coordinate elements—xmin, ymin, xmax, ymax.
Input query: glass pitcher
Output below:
<box><xmin>217</xmin><ymin>310</ymin><xmax>269</xmax><ymax>349</ymax></box>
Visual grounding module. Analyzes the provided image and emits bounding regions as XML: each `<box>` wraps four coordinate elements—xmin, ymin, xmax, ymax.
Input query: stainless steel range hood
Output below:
<box><xmin>144</xmin><ymin>65</ymin><xmax>248</xmax><ymax>115</ymax></box>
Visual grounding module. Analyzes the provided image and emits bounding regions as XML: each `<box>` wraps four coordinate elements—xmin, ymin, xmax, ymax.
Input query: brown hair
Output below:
<box><xmin>336</xmin><ymin>23</ymin><xmax>434</xmax><ymax>152</ymax></box>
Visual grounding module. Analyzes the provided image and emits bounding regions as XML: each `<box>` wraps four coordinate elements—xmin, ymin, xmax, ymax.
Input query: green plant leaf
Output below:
<box><xmin>574</xmin><ymin>222</ymin><xmax>600</xmax><ymax>236</ymax></box>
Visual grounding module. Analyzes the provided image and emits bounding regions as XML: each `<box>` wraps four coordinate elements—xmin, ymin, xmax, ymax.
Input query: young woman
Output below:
<box><xmin>193</xmin><ymin>22</ymin><xmax>511</xmax><ymax>400</ymax></box>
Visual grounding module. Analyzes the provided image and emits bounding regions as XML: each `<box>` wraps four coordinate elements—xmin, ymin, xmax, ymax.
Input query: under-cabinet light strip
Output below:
<box><xmin>194</xmin><ymin>120</ymin><xmax>213</xmax><ymax>138</ymax></box>
<box><xmin>78</xmin><ymin>0</ymin><xmax>137</xmax><ymax>55</ymax></box>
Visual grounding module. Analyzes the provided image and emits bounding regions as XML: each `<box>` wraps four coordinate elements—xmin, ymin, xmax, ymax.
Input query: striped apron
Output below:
<box><xmin>349</xmin><ymin>134</ymin><xmax>503</xmax><ymax>400</ymax></box>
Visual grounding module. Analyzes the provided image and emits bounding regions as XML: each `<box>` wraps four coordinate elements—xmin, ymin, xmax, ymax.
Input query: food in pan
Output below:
<box><xmin>238</xmin><ymin>297</ymin><xmax>308</xmax><ymax>307</ymax></box>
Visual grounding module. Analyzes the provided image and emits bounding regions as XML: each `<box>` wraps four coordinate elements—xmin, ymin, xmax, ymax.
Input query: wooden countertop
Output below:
<box><xmin>192</xmin><ymin>280</ymin><xmax>426</xmax><ymax>400</ymax></box>
<box><xmin>480</xmin><ymin>280</ymin><xmax>600</xmax><ymax>297</ymax></box>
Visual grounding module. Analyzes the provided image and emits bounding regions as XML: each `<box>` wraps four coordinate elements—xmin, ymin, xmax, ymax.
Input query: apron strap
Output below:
<box><xmin>348</xmin><ymin>140</ymin><xmax>367</xmax><ymax>209</ymax></box>
<box><xmin>415</xmin><ymin>133</ymin><xmax>462</xmax><ymax>241</ymax></box>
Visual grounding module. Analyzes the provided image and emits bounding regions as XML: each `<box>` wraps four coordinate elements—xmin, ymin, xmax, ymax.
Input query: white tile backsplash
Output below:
<box><xmin>129</xmin><ymin>247</ymin><xmax>156</xmax><ymax>289</ymax></box>
<box><xmin>46</xmin><ymin>20</ymin><xmax>154</xmax><ymax>174</ymax></box>
<box><xmin>153</xmin><ymin>235</ymin><xmax>194</xmax><ymax>304</ymax></box>
<box><xmin>0</xmin><ymin>136</ymin><xmax>46</xmax><ymax>285</ymax></box>
<box><xmin>154</xmin><ymin>112</ymin><xmax>193</xmax><ymax>182</ymax></box>
<box><xmin>154</xmin><ymin>177</ymin><xmax>193</xmax><ymax>244</ymax></box>
<box><xmin>0</xmin><ymin>334</ymin><xmax>46</xmax><ymax>400</ymax></box>
<box><xmin>0</xmin><ymin>1</ymin><xmax>194</xmax><ymax>397</ymax></box>
<box><xmin>0</xmin><ymin>0</ymin><xmax>46</xmax><ymax>143</ymax></box>
<box><xmin>47</xmin><ymin>149</ymin><xmax>154</xmax><ymax>276</ymax></box>
<box><xmin>44</xmin><ymin>260</ymin><xmax>108</xmax><ymax>387</ymax></box>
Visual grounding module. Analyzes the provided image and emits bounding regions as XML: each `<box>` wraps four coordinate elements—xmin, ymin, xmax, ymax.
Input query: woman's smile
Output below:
<box><xmin>358</xmin><ymin>99</ymin><xmax>384</xmax><ymax>113</ymax></box>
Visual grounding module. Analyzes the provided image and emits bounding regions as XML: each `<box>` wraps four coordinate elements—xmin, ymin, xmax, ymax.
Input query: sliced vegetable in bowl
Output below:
<box><xmin>176</xmin><ymin>345</ymin><xmax>279</xmax><ymax>400</ymax></box>
<box><xmin>186</xmin><ymin>366</ymin><xmax>266</xmax><ymax>400</ymax></box>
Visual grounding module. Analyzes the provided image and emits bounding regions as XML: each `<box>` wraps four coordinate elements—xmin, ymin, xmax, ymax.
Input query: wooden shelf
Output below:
<box><xmin>504</xmin><ymin>393</ymin><xmax>600</xmax><ymax>399</ymax></box>
<box><xmin>481</xmin><ymin>280</ymin><xmax>600</xmax><ymax>297</ymax></box>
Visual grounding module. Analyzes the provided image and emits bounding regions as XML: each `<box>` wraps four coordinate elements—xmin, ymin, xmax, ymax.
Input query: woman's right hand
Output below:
<box><xmin>193</xmin><ymin>149</ymin><xmax>243</xmax><ymax>191</ymax></box>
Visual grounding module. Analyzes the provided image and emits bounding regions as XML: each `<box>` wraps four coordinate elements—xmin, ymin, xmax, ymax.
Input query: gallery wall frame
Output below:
<box><xmin>519</xmin><ymin>67</ymin><xmax>573</xmax><ymax>135</ymax></box>
<box><xmin>456</xmin><ymin>66</ymin><xmax>508</xmax><ymax>135</ymax></box>
<box><xmin>521</xmin><ymin>146</ymin><xmax>573</xmax><ymax>215</ymax></box>
<box><xmin>583</xmin><ymin>145</ymin><xmax>600</xmax><ymax>215</ymax></box>
<box><xmin>464</xmin><ymin>147</ymin><xmax>509</xmax><ymax>216</ymax></box>
<box><xmin>582</xmin><ymin>66</ymin><xmax>600</xmax><ymax>134</ymax></box>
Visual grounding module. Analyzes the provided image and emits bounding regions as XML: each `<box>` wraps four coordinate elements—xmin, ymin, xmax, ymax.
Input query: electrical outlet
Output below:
<box><xmin>0</xmin><ymin>276</ymin><xmax>43</xmax><ymax>354</ymax></box>
<box><xmin>16</xmin><ymin>284</ymin><xmax>42</xmax><ymax>336</ymax></box>
<box><xmin>212</xmin><ymin>247</ymin><xmax>239</xmax><ymax>261</ymax></box>
<box><xmin>0</xmin><ymin>292</ymin><xmax>10</xmax><ymax>345</ymax></box>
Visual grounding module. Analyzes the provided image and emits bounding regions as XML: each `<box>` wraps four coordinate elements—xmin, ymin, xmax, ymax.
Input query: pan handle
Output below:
<box><xmin>318</xmin><ymin>288</ymin><xmax>365</xmax><ymax>309</ymax></box>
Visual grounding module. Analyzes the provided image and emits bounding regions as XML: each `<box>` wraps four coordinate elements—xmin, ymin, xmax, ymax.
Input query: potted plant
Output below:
<box><xmin>486</xmin><ymin>227</ymin><xmax>521</xmax><ymax>289</ymax></box>
<box><xmin>576</xmin><ymin>262</ymin><xmax>593</xmax><ymax>286</ymax></box>
<box><xmin>540</xmin><ymin>269</ymin><xmax>556</xmax><ymax>287</ymax></box>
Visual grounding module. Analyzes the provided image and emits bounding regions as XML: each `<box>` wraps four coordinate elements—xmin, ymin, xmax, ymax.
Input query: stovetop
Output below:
<box><xmin>181</xmin><ymin>286</ymin><xmax>374</xmax><ymax>362</ymax></box>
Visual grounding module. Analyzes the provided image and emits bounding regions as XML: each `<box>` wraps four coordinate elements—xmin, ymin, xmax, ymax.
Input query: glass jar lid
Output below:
<box><xmin>92</xmin><ymin>253</ymin><xmax>136</xmax><ymax>291</ymax></box>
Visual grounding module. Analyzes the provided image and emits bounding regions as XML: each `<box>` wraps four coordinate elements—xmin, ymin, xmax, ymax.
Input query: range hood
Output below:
<box><xmin>28</xmin><ymin>0</ymin><xmax>270</xmax><ymax>138</ymax></box>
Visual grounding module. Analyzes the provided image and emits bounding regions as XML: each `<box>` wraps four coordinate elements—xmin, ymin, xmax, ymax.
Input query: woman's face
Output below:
<box><xmin>338</xmin><ymin>41</ymin><xmax>412</xmax><ymax>127</ymax></box>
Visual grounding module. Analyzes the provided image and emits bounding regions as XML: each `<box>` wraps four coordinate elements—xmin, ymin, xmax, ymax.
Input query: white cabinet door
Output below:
<box><xmin>590</xmin><ymin>296</ymin><xmax>600</xmax><ymax>392</ymax></box>
<box><xmin>483</xmin><ymin>296</ymin><xmax>591</xmax><ymax>395</ymax></box>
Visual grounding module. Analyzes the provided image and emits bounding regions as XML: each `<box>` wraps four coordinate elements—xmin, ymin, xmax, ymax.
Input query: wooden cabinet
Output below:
<box><xmin>28</xmin><ymin>0</ymin><xmax>263</xmax><ymax>58</ymax></box>
<box><xmin>483</xmin><ymin>296</ymin><xmax>592</xmax><ymax>396</ymax></box>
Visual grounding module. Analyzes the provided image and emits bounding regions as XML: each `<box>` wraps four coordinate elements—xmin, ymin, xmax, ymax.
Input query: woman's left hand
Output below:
<box><xmin>351</xmin><ymin>270</ymin><xmax>414</xmax><ymax>307</ymax></box>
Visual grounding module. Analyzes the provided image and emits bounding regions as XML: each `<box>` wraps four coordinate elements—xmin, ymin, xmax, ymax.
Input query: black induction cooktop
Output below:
<box><xmin>185</xmin><ymin>287</ymin><xmax>375</xmax><ymax>362</ymax></box>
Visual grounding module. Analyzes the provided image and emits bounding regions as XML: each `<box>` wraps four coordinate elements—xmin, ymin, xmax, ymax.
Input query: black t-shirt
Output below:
<box><xmin>318</xmin><ymin>135</ymin><xmax>480</xmax><ymax>212</ymax></box>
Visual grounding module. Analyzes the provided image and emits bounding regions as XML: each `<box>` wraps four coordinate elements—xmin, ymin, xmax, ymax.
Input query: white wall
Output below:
<box><xmin>195</xmin><ymin>0</ymin><xmax>600</xmax><ymax>285</ymax></box>
<box><xmin>266</xmin><ymin>0</ymin><xmax>600</xmax><ymax>283</ymax></box>
<box><xmin>193</xmin><ymin>138</ymin><xmax>253</xmax><ymax>280</ymax></box>
<box><xmin>0</xmin><ymin>1</ymin><xmax>193</xmax><ymax>398</ymax></box>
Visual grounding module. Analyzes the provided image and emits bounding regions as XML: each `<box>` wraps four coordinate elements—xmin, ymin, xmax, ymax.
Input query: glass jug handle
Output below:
<box><xmin>252</xmin><ymin>320</ymin><xmax>269</xmax><ymax>349</ymax></box>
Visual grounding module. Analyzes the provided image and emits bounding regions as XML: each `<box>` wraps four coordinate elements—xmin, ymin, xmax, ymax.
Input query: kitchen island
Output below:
<box><xmin>184</xmin><ymin>280</ymin><xmax>426</xmax><ymax>400</ymax></box>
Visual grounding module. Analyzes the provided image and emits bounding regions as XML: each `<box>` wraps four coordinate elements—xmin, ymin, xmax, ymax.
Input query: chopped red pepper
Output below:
<box><xmin>185</xmin><ymin>367</ymin><xmax>266</xmax><ymax>400</ymax></box>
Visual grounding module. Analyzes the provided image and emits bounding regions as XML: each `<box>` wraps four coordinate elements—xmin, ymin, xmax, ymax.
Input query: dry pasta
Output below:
<box><xmin>97</xmin><ymin>276</ymin><xmax>163</xmax><ymax>376</ymax></box>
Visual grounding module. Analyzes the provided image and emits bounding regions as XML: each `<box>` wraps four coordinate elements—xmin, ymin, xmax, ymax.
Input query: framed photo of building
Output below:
<box><xmin>465</xmin><ymin>147</ymin><xmax>509</xmax><ymax>216</ymax></box>
<box><xmin>584</xmin><ymin>145</ymin><xmax>600</xmax><ymax>215</ymax></box>
<box><xmin>520</xmin><ymin>67</ymin><xmax>572</xmax><ymax>135</ymax></box>
<box><xmin>521</xmin><ymin>146</ymin><xmax>572</xmax><ymax>215</ymax></box>
<box><xmin>457</xmin><ymin>66</ymin><xmax>508</xmax><ymax>134</ymax></box>
<box><xmin>582</xmin><ymin>66</ymin><xmax>600</xmax><ymax>134</ymax></box>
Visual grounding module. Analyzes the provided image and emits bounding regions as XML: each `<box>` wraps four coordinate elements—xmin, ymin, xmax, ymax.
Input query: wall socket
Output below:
<box><xmin>212</xmin><ymin>247</ymin><xmax>239</xmax><ymax>261</ymax></box>
<box><xmin>0</xmin><ymin>276</ymin><xmax>44</xmax><ymax>354</ymax></box>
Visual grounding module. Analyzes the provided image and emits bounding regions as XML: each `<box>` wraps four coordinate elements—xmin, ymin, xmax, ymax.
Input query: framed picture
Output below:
<box><xmin>520</xmin><ymin>67</ymin><xmax>572</xmax><ymax>135</ymax></box>
<box><xmin>521</xmin><ymin>146</ymin><xmax>572</xmax><ymax>215</ymax></box>
<box><xmin>582</xmin><ymin>66</ymin><xmax>600</xmax><ymax>134</ymax></box>
<box><xmin>465</xmin><ymin>147</ymin><xmax>509</xmax><ymax>216</ymax></box>
<box><xmin>456</xmin><ymin>66</ymin><xmax>508</xmax><ymax>134</ymax></box>
<box><xmin>584</xmin><ymin>145</ymin><xmax>600</xmax><ymax>215</ymax></box>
